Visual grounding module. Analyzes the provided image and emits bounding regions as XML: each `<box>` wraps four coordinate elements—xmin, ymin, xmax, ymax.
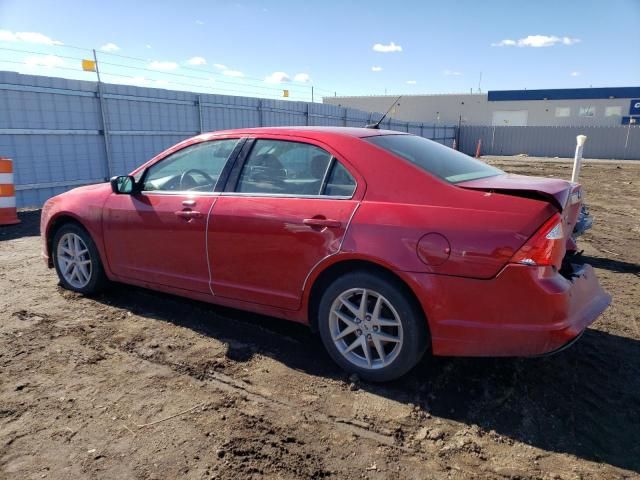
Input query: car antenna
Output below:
<box><xmin>365</xmin><ymin>95</ymin><xmax>402</xmax><ymax>129</ymax></box>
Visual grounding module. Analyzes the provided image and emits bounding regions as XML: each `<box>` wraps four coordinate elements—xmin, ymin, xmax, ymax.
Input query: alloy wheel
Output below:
<box><xmin>329</xmin><ymin>288</ymin><xmax>404</xmax><ymax>370</ymax></box>
<box><xmin>56</xmin><ymin>232</ymin><xmax>92</xmax><ymax>289</ymax></box>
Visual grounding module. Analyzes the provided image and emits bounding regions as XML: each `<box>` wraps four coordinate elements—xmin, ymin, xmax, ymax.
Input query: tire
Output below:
<box><xmin>52</xmin><ymin>222</ymin><xmax>108</xmax><ymax>295</ymax></box>
<box><xmin>318</xmin><ymin>271</ymin><xmax>428</xmax><ymax>382</ymax></box>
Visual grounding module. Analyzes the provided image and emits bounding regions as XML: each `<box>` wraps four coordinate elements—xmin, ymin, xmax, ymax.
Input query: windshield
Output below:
<box><xmin>367</xmin><ymin>135</ymin><xmax>503</xmax><ymax>183</ymax></box>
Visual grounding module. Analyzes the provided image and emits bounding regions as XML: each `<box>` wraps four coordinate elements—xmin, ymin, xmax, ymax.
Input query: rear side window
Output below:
<box><xmin>367</xmin><ymin>135</ymin><xmax>503</xmax><ymax>183</ymax></box>
<box><xmin>325</xmin><ymin>162</ymin><xmax>356</xmax><ymax>197</ymax></box>
<box><xmin>236</xmin><ymin>139</ymin><xmax>355</xmax><ymax>197</ymax></box>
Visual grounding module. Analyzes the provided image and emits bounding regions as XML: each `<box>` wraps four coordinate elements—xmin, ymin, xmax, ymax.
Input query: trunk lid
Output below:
<box><xmin>458</xmin><ymin>173</ymin><xmax>584</xmax><ymax>249</ymax></box>
<box><xmin>457</xmin><ymin>173</ymin><xmax>576</xmax><ymax>211</ymax></box>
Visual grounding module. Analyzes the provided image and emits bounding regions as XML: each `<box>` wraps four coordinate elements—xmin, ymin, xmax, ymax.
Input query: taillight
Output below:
<box><xmin>510</xmin><ymin>213</ymin><xmax>565</xmax><ymax>268</ymax></box>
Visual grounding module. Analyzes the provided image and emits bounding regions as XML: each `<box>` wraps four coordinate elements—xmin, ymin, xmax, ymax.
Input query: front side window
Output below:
<box><xmin>367</xmin><ymin>134</ymin><xmax>503</xmax><ymax>184</ymax></box>
<box><xmin>236</xmin><ymin>139</ymin><xmax>334</xmax><ymax>195</ymax></box>
<box><xmin>143</xmin><ymin>139</ymin><xmax>239</xmax><ymax>192</ymax></box>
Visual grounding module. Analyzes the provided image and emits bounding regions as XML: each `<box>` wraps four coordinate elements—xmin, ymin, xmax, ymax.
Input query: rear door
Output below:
<box><xmin>207</xmin><ymin>137</ymin><xmax>361</xmax><ymax>310</ymax></box>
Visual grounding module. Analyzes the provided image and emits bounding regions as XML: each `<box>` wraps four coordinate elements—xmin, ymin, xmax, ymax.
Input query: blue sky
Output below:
<box><xmin>0</xmin><ymin>0</ymin><xmax>638</xmax><ymax>101</ymax></box>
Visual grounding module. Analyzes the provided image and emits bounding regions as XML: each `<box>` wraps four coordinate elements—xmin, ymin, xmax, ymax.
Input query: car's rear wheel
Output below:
<box><xmin>318</xmin><ymin>271</ymin><xmax>428</xmax><ymax>382</ymax></box>
<box><xmin>52</xmin><ymin>223</ymin><xmax>107</xmax><ymax>294</ymax></box>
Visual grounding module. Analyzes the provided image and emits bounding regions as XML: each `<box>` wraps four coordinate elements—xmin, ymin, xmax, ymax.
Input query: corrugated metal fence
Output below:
<box><xmin>459</xmin><ymin>125</ymin><xmax>640</xmax><ymax>160</ymax></box>
<box><xmin>0</xmin><ymin>72</ymin><xmax>456</xmax><ymax>207</ymax></box>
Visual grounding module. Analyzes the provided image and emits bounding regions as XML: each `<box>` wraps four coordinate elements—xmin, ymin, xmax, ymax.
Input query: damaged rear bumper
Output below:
<box><xmin>406</xmin><ymin>263</ymin><xmax>611</xmax><ymax>357</ymax></box>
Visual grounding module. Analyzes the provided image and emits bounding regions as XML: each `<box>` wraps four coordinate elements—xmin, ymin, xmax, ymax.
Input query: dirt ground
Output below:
<box><xmin>1</xmin><ymin>157</ymin><xmax>639</xmax><ymax>480</ymax></box>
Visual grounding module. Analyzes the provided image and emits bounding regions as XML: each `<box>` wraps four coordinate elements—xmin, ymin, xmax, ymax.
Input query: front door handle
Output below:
<box><xmin>303</xmin><ymin>218</ymin><xmax>342</xmax><ymax>229</ymax></box>
<box><xmin>175</xmin><ymin>210</ymin><xmax>202</xmax><ymax>220</ymax></box>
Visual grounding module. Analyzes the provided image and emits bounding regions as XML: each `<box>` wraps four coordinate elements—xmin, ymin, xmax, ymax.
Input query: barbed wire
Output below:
<box><xmin>0</xmin><ymin>43</ymin><xmax>338</xmax><ymax>101</ymax></box>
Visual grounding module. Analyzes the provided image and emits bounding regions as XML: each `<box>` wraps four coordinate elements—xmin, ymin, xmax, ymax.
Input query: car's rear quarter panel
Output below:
<box><xmin>342</xmin><ymin>196</ymin><xmax>556</xmax><ymax>279</ymax></box>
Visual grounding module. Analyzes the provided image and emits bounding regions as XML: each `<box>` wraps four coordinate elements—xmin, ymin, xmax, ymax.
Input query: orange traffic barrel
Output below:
<box><xmin>0</xmin><ymin>157</ymin><xmax>20</xmax><ymax>225</ymax></box>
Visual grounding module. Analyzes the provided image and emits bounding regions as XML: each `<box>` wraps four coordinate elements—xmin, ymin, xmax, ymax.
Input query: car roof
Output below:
<box><xmin>199</xmin><ymin>126</ymin><xmax>408</xmax><ymax>140</ymax></box>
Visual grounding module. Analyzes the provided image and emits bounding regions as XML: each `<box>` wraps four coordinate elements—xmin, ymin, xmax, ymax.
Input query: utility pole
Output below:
<box><xmin>311</xmin><ymin>86</ymin><xmax>314</xmax><ymax>103</ymax></box>
<box><xmin>92</xmin><ymin>49</ymin><xmax>113</xmax><ymax>180</ymax></box>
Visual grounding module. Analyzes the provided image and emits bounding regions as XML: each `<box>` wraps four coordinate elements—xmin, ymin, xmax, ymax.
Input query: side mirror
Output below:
<box><xmin>110</xmin><ymin>175</ymin><xmax>137</xmax><ymax>194</ymax></box>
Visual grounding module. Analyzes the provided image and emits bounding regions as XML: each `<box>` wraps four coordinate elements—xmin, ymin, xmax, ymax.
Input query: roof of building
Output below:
<box><xmin>488</xmin><ymin>87</ymin><xmax>640</xmax><ymax>101</ymax></box>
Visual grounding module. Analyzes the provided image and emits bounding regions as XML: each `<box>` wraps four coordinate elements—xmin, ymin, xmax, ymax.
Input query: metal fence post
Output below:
<box><xmin>343</xmin><ymin>109</ymin><xmax>348</xmax><ymax>127</ymax></box>
<box><xmin>420</xmin><ymin>123</ymin><xmax>424</xmax><ymax>138</ymax></box>
<box><xmin>258</xmin><ymin>100</ymin><xmax>263</xmax><ymax>127</ymax></box>
<box><xmin>92</xmin><ymin>49</ymin><xmax>113</xmax><ymax>180</ymax></box>
<box><xmin>491</xmin><ymin>126</ymin><xmax>496</xmax><ymax>155</ymax></box>
<box><xmin>406</xmin><ymin>122</ymin><xmax>410</xmax><ymax>133</ymax></box>
<box><xmin>196</xmin><ymin>95</ymin><xmax>204</xmax><ymax>133</ymax></box>
<box><xmin>306</xmin><ymin>103</ymin><xmax>310</xmax><ymax>126</ymax></box>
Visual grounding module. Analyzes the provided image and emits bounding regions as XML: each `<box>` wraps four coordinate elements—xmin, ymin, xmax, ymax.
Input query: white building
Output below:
<box><xmin>324</xmin><ymin>87</ymin><xmax>640</xmax><ymax>127</ymax></box>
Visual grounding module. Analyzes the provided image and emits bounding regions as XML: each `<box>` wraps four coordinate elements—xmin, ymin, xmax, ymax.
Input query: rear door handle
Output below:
<box><xmin>175</xmin><ymin>210</ymin><xmax>202</xmax><ymax>219</ymax></box>
<box><xmin>303</xmin><ymin>218</ymin><xmax>342</xmax><ymax>228</ymax></box>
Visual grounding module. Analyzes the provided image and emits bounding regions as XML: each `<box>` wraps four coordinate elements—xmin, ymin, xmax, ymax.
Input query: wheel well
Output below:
<box><xmin>46</xmin><ymin>216</ymin><xmax>87</xmax><ymax>266</ymax></box>
<box><xmin>307</xmin><ymin>259</ymin><xmax>429</xmax><ymax>337</ymax></box>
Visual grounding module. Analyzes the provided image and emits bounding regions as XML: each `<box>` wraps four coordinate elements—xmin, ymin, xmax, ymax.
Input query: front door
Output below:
<box><xmin>103</xmin><ymin>138</ymin><xmax>241</xmax><ymax>293</ymax></box>
<box><xmin>208</xmin><ymin>138</ymin><xmax>360</xmax><ymax>310</ymax></box>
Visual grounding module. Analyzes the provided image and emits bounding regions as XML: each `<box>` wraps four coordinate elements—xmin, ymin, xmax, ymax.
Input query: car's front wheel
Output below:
<box><xmin>52</xmin><ymin>223</ymin><xmax>107</xmax><ymax>294</ymax></box>
<box><xmin>318</xmin><ymin>271</ymin><xmax>428</xmax><ymax>382</ymax></box>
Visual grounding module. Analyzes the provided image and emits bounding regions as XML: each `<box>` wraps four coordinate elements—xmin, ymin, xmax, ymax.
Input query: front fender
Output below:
<box><xmin>40</xmin><ymin>183</ymin><xmax>112</xmax><ymax>274</ymax></box>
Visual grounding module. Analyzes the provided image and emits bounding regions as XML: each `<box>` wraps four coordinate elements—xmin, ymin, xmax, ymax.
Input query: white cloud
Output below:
<box><xmin>492</xmin><ymin>35</ymin><xmax>580</xmax><ymax>48</ymax></box>
<box><xmin>443</xmin><ymin>69</ymin><xmax>462</xmax><ymax>76</ymax></box>
<box><xmin>406</xmin><ymin>80</ymin><xmax>417</xmax><ymax>84</ymax></box>
<box><xmin>129</xmin><ymin>76</ymin><xmax>149</xmax><ymax>86</ymax></box>
<box><xmin>148</xmin><ymin>60</ymin><xmax>178</xmax><ymax>71</ymax></box>
<box><xmin>222</xmin><ymin>69</ymin><xmax>244</xmax><ymax>77</ymax></box>
<box><xmin>213</xmin><ymin>63</ymin><xmax>228</xmax><ymax>70</ymax></box>
<box><xmin>265</xmin><ymin>71</ymin><xmax>290</xmax><ymax>83</ymax></box>
<box><xmin>100</xmin><ymin>42</ymin><xmax>120</xmax><ymax>52</ymax></box>
<box><xmin>187</xmin><ymin>56</ymin><xmax>207</xmax><ymax>66</ymax></box>
<box><xmin>371</xmin><ymin>66</ymin><xmax>383</xmax><ymax>72</ymax></box>
<box><xmin>373</xmin><ymin>41</ymin><xmax>402</xmax><ymax>53</ymax></box>
<box><xmin>117</xmin><ymin>76</ymin><xmax>171</xmax><ymax>88</ymax></box>
<box><xmin>145</xmin><ymin>44</ymin><xmax>152</xmax><ymax>49</ymax></box>
<box><xmin>0</xmin><ymin>30</ymin><xmax>63</xmax><ymax>45</ymax></box>
<box><xmin>491</xmin><ymin>39</ymin><xmax>517</xmax><ymax>47</ymax></box>
<box><xmin>570</xmin><ymin>71</ymin><xmax>581</xmax><ymax>76</ymax></box>
<box><xmin>24</xmin><ymin>54</ymin><xmax>65</xmax><ymax>68</ymax></box>
<box><xmin>195</xmin><ymin>20</ymin><xmax>205</xmax><ymax>25</ymax></box>
<box><xmin>294</xmin><ymin>73</ymin><xmax>311</xmax><ymax>83</ymax></box>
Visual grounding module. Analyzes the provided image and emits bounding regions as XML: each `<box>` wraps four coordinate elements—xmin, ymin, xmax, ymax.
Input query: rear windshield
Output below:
<box><xmin>367</xmin><ymin>134</ymin><xmax>503</xmax><ymax>183</ymax></box>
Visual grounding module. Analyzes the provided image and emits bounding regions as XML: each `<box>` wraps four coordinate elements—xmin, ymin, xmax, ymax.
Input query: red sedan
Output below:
<box><xmin>41</xmin><ymin>127</ymin><xmax>611</xmax><ymax>381</ymax></box>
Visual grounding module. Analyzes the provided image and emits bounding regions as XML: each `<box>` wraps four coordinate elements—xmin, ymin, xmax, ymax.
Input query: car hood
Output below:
<box><xmin>67</xmin><ymin>182</ymin><xmax>111</xmax><ymax>194</ymax></box>
<box><xmin>457</xmin><ymin>173</ymin><xmax>574</xmax><ymax>211</ymax></box>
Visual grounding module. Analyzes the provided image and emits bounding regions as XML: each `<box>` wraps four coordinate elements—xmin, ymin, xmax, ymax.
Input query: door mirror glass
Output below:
<box><xmin>110</xmin><ymin>175</ymin><xmax>136</xmax><ymax>194</ymax></box>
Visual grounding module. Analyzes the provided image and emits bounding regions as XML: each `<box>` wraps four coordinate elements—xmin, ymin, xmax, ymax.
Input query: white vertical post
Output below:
<box><xmin>571</xmin><ymin>135</ymin><xmax>587</xmax><ymax>183</ymax></box>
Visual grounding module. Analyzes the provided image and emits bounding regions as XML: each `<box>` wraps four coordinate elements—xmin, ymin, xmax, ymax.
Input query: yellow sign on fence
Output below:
<box><xmin>283</xmin><ymin>89</ymin><xmax>289</xmax><ymax>98</ymax></box>
<box><xmin>81</xmin><ymin>59</ymin><xmax>96</xmax><ymax>72</ymax></box>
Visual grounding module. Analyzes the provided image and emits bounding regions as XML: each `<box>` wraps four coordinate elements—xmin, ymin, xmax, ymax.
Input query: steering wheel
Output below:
<box><xmin>179</xmin><ymin>169</ymin><xmax>215</xmax><ymax>190</ymax></box>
